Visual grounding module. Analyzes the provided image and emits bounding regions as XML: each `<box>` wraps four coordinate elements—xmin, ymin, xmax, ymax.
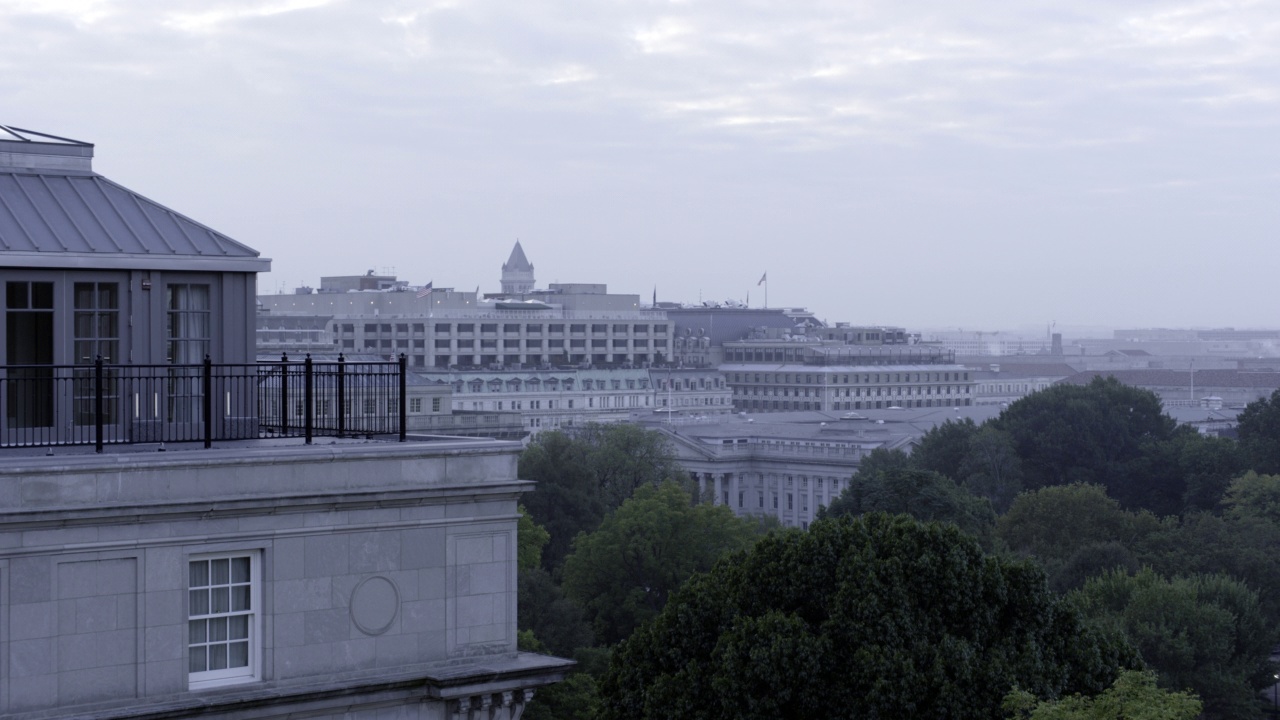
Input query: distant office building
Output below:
<box><xmin>258</xmin><ymin>244</ymin><xmax>672</xmax><ymax>369</ymax></box>
<box><xmin>968</xmin><ymin>363</ymin><xmax>1079</xmax><ymax>405</ymax></box>
<box><xmin>1059</xmin><ymin>369</ymin><xmax>1280</xmax><ymax>409</ymax></box>
<box><xmin>722</xmin><ymin>341</ymin><xmax>975</xmax><ymax>412</ymax></box>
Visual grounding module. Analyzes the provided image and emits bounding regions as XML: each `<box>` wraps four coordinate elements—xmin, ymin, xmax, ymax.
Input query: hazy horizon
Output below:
<box><xmin>5</xmin><ymin>0</ymin><xmax>1277</xmax><ymax>329</ymax></box>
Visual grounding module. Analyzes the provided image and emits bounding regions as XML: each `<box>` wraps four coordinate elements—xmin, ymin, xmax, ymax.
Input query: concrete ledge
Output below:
<box><xmin>5</xmin><ymin>653</ymin><xmax>575</xmax><ymax>720</ymax></box>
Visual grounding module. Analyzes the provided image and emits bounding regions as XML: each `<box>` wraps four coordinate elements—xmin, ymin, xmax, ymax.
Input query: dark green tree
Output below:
<box><xmin>822</xmin><ymin>467</ymin><xmax>996</xmax><ymax>544</ymax></box>
<box><xmin>852</xmin><ymin>446</ymin><xmax>912</xmax><ymax>479</ymax></box>
<box><xmin>912</xmin><ymin>417</ymin><xmax>979</xmax><ymax>477</ymax></box>
<box><xmin>1237</xmin><ymin>389</ymin><xmax>1280</xmax><ymax>475</ymax></box>
<box><xmin>958</xmin><ymin>425</ymin><xmax>1024</xmax><ymax>513</ymax></box>
<box><xmin>1171</xmin><ymin>432</ymin><xmax>1246</xmax><ymax>514</ymax></box>
<box><xmin>561</xmin><ymin>481</ymin><xmax>762</xmax><ymax>645</ymax></box>
<box><xmin>517</xmin><ymin>568</ymin><xmax>594</xmax><ymax>657</ymax></box>
<box><xmin>600</xmin><ymin>514</ymin><xmax>1137</xmax><ymax>720</ymax></box>
<box><xmin>520</xmin><ymin>424</ymin><xmax>684</xmax><ymax>571</ymax></box>
<box><xmin>1074</xmin><ymin>568</ymin><xmax>1276</xmax><ymax>720</ymax></box>
<box><xmin>990</xmin><ymin>377</ymin><xmax>1176</xmax><ymax>508</ymax></box>
<box><xmin>998</xmin><ymin>484</ymin><xmax>1159</xmax><ymax>564</ymax></box>
<box><xmin>573</xmin><ymin>422</ymin><xmax>685</xmax><ymax>508</ymax></box>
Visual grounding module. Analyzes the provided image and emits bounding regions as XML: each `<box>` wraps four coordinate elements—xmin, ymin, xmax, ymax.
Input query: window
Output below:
<box><xmin>410</xmin><ymin>397</ymin><xmax>423</xmax><ymax>413</ymax></box>
<box><xmin>189</xmin><ymin>553</ymin><xmax>259</xmax><ymax>688</ymax></box>
<box><xmin>432</xmin><ymin>397</ymin><xmax>441</xmax><ymax>412</ymax></box>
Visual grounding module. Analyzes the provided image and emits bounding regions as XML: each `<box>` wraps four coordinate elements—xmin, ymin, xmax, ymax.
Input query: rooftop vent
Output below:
<box><xmin>0</xmin><ymin>125</ymin><xmax>94</xmax><ymax>174</ymax></box>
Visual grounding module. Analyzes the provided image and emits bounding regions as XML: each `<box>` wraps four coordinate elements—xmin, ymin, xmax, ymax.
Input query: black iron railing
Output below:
<box><xmin>0</xmin><ymin>354</ymin><xmax>407</xmax><ymax>452</ymax></box>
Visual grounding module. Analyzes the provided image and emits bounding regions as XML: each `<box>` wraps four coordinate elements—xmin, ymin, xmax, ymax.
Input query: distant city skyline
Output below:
<box><xmin>5</xmin><ymin>0</ymin><xmax>1277</xmax><ymax>329</ymax></box>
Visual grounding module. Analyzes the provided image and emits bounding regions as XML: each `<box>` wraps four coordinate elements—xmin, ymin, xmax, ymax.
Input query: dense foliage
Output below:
<box><xmin>1073</xmin><ymin>569</ymin><xmax>1274</xmax><ymax>720</ymax></box>
<box><xmin>562</xmin><ymin>481</ymin><xmax>763</xmax><ymax>644</ymax></box>
<box><xmin>821</xmin><ymin>467</ymin><xmax>996</xmax><ymax>544</ymax></box>
<box><xmin>600</xmin><ymin>514</ymin><xmax>1136</xmax><ymax>720</ymax></box>
<box><xmin>1003</xmin><ymin>670</ymin><xmax>1201</xmax><ymax>720</ymax></box>
<box><xmin>520</xmin><ymin>424</ymin><xmax>684</xmax><ymax>570</ymax></box>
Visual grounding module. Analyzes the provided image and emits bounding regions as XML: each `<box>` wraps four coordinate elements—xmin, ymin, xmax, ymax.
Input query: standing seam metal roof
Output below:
<box><xmin>0</xmin><ymin>171</ymin><xmax>259</xmax><ymax>259</ymax></box>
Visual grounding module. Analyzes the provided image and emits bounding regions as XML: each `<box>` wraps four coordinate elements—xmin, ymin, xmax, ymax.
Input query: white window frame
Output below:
<box><xmin>188</xmin><ymin>551</ymin><xmax>261</xmax><ymax>690</ymax></box>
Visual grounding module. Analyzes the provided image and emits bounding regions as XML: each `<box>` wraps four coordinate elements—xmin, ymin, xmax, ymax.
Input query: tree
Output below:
<box><xmin>517</xmin><ymin>568</ymin><xmax>595</xmax><ymax>657</ymax></box>
<box><xmin>520</xmin><ymin>424</ymin><xmax>684</xmax><ymax>571</ymax></box>
<box><xmin>1003</xmin><ymin>670</ymin><xmax>1201</xmax><ymax>719</ymax></box>
<box><xmin>561</xmin><ymin>481</ymin><xmax>762</xmax><ymax>645</ymax></box>
<box><xmin>1074</xmin><ymin>568</ymin><xmax>1276</xmax><ymax>720</ymax></box>
<box><xmin>599</xmin><ymin>514</ymin><xmax>1137</xmax><ymax>720</ymax></box>
<box><xmin>520</xmin><ymin>430</ymin><xmax>604</xmax><ymax>571</ymax></box>
<box><xmin>990</xmin><ymin>377</ymin><xmax>1176</xmax><ymax>508</ymax></box>
<box><xmin>517</xmin><ymin>505</ymin><xmax>551</xmax><ymax>571</ymax></box>
<box><xmin>1220</xmin><ymin>471</ymin><xmax>1280</xmax><ymax>525</ymax></box>
<box><xmin>822</xmin><ymin>467</ymin><xmax>996</xmax><ymax>544</ymax></box>
<box><xmin>573</xmin><ymin>422</ymin><xmax>685</xmax><ymax>508</ymax></box>
<box><xmin>912</xmin><ymin>418</ymin><xmax>979</xmax><ymax>477</ymax></box>
<box><xmin>1171</xmin><ymin>433</ymin><xmax>1245</xmax><ymax>514</ymax></box>
<box><xmin>998</xmin><ymin>484</ymin><xmax>1158</xmax><ymax>563</ymax></box>
<box><xmin>1237</xmin><ymin>389</ymin><xmax>1280</xmax><ymax>475</ymax></box>
<box><xmin>958</xmin><ymin>425</ymin><xmax>1024</xmax><ymax>513</ymax></box>
<box><xmin>852</xmin><ymin>446</ymin><xmax>912</xmax><ymax>479</ymax></box>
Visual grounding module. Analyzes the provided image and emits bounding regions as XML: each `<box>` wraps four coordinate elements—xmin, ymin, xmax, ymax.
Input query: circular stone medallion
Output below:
<box><xmin>350</xmin><ymin>576</ymin><xmax>400</xmax><ymax>635</ymax></box>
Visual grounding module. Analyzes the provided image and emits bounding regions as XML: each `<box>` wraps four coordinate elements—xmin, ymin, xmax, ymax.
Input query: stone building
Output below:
<box><xmin>258</xmin><ymin>249</ymin><xmax>672</xmax><ymax>369</ymax></box>
<box><xmin>0</xmin><ymin>125</ymin><xmax>568</xmax><ymax>718</ymax></box>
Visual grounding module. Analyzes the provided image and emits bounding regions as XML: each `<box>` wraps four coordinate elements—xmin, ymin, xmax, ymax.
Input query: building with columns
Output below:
<box><xmin>640</xmin><ymin>413</ymin><xmax>911</xmax><ymax>528</ymax></box>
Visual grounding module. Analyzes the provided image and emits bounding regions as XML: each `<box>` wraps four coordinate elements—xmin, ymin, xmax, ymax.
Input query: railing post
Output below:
<box><xmin>280</xmin><ymin>352</ymin><xmax>289</xmax><ymax>437</ymax></box>
<box><xmin>337</xmin><ymin>354</ymin><xmax>346</xmax><ymax>437</ymax></box>
<box><xmin>203</xmin><ymin>355</ymin><xmax>213</xmax><ymax>449</ymax></box>
<box><xmin>304</xmin><ymin>354</ymin><xmax>314</xmax><ymax>445</ymax></box>
<box><xmin>398</xmin><ymin>353</ymin><xmax>407</xmax><ymax>442</ymax></box>
<box><xmin>94</xmin><ymin>355</ymin><xmax>104</xmax><ymax>453</ymax></box>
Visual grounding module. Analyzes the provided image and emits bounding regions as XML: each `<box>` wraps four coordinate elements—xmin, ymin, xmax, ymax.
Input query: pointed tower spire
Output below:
<box><xmin>500</xmin><ymin>240</ymin><xmax>535</xmax><ymax>294</ymax></box>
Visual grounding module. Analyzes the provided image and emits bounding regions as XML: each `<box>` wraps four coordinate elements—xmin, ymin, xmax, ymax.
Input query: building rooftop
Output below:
<box><xmin>0</xmin><ymin>124</ymin><xmax>268</xmax><ymax>272</ymax></box>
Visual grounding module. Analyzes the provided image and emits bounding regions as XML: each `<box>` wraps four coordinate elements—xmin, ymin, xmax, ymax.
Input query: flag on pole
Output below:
<box><xmin>758</xmin><ymin>272</ymin><xmax>767</xmax><ymax>286</ymax></box>
<box><xmin>416</xmin><ymin>281</ymin><xmax>434</xmax><ymax>298</ymax></box>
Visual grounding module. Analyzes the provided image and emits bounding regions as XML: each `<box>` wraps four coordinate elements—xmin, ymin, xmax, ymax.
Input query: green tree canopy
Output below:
<box><xmin>912</xmin><ymin>417</ymin><xmax>979</xmax><ymax>477</ymax></box>
<box><xmin>561</xmin><ymin>481</ymin><xmax>763</xmax><ymax>645</ymax></box>
<box><xmin>600</xmin><ymin>514</ymin><xmax>1137</xmax><ymax>720</ymax></box>
<box><xmin>520</xmin><ymin>424</ymin><xmax>684</xmax><ymax>571</ymax></box>
<box><xmin>990</xmin><ymin>377</ymin><xmax>1177</xmax><ymax>509</ymax></box>
<box><xmin>822</xmin><ymin>467</ymin><xmax>996</xmax><ymax>544</ymax></box>
<box><xmin>1073</xmin><ymin>568</ymin><xmax>1276</xmax><ymax>720</ymax></box>
<box><xmin>517</xmin><ymin>504</ymin><xmax>551</xmax><ymax>572</ymax></box>
<box><xmin>1220</xmin><ymin>471</ymin><xmax>1280</xmax><ymax>525</ymax></box>
<box><xmin>1237</xmin><ymin>389</ymin><xmax>1280</xmax><ymax>475</ymax></box>
<box><xmin>1003</xmin><ymin>670</ymin><xmax>1201</xmax><ymax>720</ymax></box>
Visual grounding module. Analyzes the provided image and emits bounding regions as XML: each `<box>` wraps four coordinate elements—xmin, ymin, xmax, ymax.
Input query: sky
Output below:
<box><xmin>3</xmin><ymin>0</ymin><xmax>1278</xmax><ymax>331</ymax></box>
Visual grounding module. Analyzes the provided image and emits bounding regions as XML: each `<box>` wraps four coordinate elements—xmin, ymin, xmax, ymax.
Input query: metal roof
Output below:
<box><xmin>0</xmin><ymin>125</ymin><xmax>268</xmax><ymax>272</ymax></box>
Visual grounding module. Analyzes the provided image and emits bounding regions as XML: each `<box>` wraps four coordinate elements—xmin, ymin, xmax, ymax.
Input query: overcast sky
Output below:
<box><xmin>4</xmin><ymin>0</ymin><xmax>1278</xmax><ymax>331</ymax></box>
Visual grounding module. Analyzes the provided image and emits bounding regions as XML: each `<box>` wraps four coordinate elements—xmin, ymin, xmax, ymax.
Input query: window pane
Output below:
<box><xmin>229</xmin><ymin>641</ymin><xmax>249</xmax><ymax>668</ymax></box>
<box><xmin>189</xmin><ymin>619</ymin><xmax>207</xmax><ymax>644</ymax></box>
<box><xmin>231</xmin><ymin>586</ymin><xmax>250</xmax><ymax>612</ymax></box>
<box><xmin>211</xmin><ymin>559</ymin><xmax>229</xmax><ymax>585</ymax></box>
<box><xmin>189</xmin><ymin>589</ymin><xmax>209</xmax><ymax>616</ymax></box>
<box><xmin>209</xmin><ymin>644</ymin><xmax>227</xmax><ymax>671</ymax></box>
<box><xmin>190</xmin><ymin>560</ymin><xmax>208</xmax><ymax>587</ymax></box>
<box><xmin>211</xmin><ymin>587</ymin><xmax>229</xmax><ymax>614</ymax></box>
<box><xmin>231</xmin><ymin>557</ymin><xmax>250</xmax><ymax>583</ymax></box>
<box><xmin>209</xmin><ymin>617</ymin><xmax>227</xmax><ymax>642</ymax></box>
<box><xmin>190</xmin><ymin>648</ymin><xmax>207</xmax><ymax>673</ymax></box>
<box><xmin>229</xmin><ymin>615</ymin><xmax>249</xmax><ymax>640</ymax></box>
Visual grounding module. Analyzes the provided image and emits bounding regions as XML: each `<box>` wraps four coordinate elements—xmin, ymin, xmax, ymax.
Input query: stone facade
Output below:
<box><xmin>0</xmin><ymin>439</ymin><xmax>570</xmax><ymax>718</ymax></box>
